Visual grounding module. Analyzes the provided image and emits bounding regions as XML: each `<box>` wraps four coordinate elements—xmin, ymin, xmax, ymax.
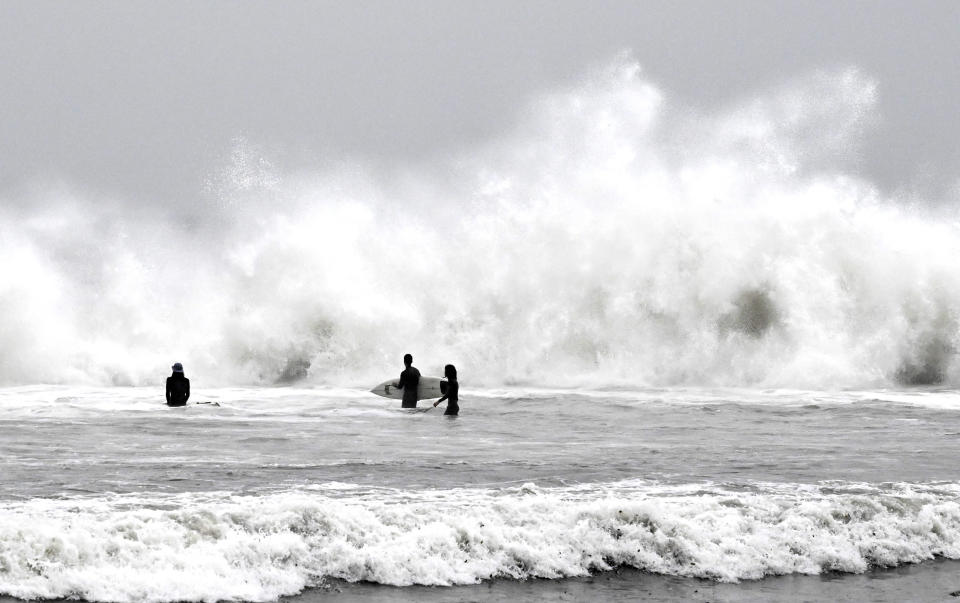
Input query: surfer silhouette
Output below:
<box><xmin>165</xmin><ymin>362</ymin><xmax>191</xmax><ymax>407</ymax></box>
<box><xmin>396</xmin><ymin>353</ymin><xmax>420</xmax><ymax>408</ymax></box>
<box><xmin>433</xmin><ymin>364</ymin><xmax>459</xmax><ymax>415</ymax></box>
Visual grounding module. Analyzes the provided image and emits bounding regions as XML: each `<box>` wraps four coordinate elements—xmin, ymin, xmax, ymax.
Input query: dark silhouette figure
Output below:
<box><xmin>433</xmin><ymin>364</ymin><xmax>459</xmax><ymax>415</ymax></box>
<box><xmin>166</xmin><ymin>362</ymin><xmax>191</xmax><ymax>407</ymax></box>
<box><xmin>397</xmin><ymin>353</ymin><xmax>420</xmax><ymax>408</ymax></box>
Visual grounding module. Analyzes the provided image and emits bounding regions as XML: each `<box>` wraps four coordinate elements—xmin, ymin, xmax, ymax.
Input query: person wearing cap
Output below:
<box><xmin>166</xmin><ymin>362</ymin><xmax>191</xmax><ymax>407</ymax></box>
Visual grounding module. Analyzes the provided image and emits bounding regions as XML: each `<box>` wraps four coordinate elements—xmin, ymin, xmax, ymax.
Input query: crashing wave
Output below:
<box><xmin>1</xmin><ymin>481</ymin><xmax>959</xmax><ymax>601</ymax></box>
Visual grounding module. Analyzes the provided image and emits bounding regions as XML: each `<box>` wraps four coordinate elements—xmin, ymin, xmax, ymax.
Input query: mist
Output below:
<box><xmin>2</xmin><ymin>56</ymin><xmax>958</xmax><ymax>387</ymax></box>
<box><xmin>2</xmin><ymin>1</ymin><xmax>960</xmax><ymax>203</ymax></box>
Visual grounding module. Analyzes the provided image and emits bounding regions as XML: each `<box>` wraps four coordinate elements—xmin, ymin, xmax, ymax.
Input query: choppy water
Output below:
<box><xmin>2</xmin><ymin>385</ymin><xmax>960</xmax><ymax>602</ymax></box>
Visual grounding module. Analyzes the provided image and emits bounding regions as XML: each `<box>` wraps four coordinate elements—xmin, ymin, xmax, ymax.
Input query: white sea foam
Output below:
<box><xmin>1</xmin><ymin>481</ymin><xmax>959</xmax><ymax>601</ymax></box>
<box><xmin>1</xmin><ymin>57</ymin><xmax>959</xmax><ymax>388</ymax></box>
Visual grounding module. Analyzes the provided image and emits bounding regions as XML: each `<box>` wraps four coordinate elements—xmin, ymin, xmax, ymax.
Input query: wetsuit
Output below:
<box><xmin>166</xmin><ymin>374</ymin><xmax>190</xmax><ymax>406</ymax></box>
<box><xmin>442</xmin><ymin>380</ymin><xmax>459</xmax><ymax>415</ymax></box>
<box><xmin>397</xmin><ymin>366</ymin><xmax>420</xmax><ymax>408</ymax></box>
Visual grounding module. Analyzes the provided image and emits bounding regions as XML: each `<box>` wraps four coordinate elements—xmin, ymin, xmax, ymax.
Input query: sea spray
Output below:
<box><xmin>1</xmin><ymin>58</ymin><xmax>958</xmax><ymax>387</ymax></box>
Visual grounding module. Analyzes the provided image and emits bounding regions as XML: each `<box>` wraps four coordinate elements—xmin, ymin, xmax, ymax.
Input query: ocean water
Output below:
<box><xmin>3</xmin><ymin>62</ymin><xmax>960</xmax><ymax>392</ymax></box>
<box><xmin>2</xmin><ymin>385</ymin><xmax>960</xmax><ymax>602</ymax></box>
<box><xmin>4</xmin><ymin>57</ymin><xmax>960</xmax><ymax>602</ymax></box>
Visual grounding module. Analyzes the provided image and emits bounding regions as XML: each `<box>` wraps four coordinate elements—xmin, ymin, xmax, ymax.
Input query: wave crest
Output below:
<box><xmin>1</xmin><ymin>481</ymin><xmax>959</xmax><ymax>601</ymax></box>
<box><xmin>1</xmin><ymin>59</ymin><xmax>958</xmax><ymax>387</ymax></box>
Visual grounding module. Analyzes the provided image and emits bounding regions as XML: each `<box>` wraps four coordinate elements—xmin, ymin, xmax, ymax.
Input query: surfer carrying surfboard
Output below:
<box><xmin>396</xmin><ymin>353</ymin><xmax>421</xmax><ymax>408</ymax></box>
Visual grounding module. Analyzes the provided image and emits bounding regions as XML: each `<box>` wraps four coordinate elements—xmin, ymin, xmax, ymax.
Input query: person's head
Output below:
<box><xmin>403</xmin><ymin>353</ymin><xmax>413</xmax><ymax>366</ymax></box>
<box><xmin>171</xmin><ymin>362</ymin><xmax>184</xmax><ymax>375</ymax></box>
<box><xmin>444</xmin><ymin>364</ymin><xmax>457</xmax><ymax>380</ymax></box>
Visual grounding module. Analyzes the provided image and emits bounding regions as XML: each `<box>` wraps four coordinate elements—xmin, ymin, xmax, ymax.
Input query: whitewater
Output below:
<box><xmin>1</xmin><ymin>60</ymin><xmax>958</xmax><ymax>389</ymax></box>
<box><xmin>3</xmin><ymin>59</ymin><xmax>960</xmax><ymax>601</ymax></box>
<box><xmin>2</xmin><ymin>386</ymin><xmax>960</xmax><ymax>602</ymax></box>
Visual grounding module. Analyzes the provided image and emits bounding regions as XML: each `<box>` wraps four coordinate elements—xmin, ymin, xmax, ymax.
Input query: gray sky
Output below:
<box><xmin>1</xmin><ymin>0</ymin><xmax>959</xmax><ymax>204</ymax></box>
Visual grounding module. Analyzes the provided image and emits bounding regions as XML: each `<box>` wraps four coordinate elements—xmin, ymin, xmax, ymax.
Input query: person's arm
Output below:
<box><xmin>435</xmin><ymin>381</ymin><xmax>458</xmax><ymax>407</ymax></box>
<box><xmin>184</xmin><ymin>379</ymin><xmax>190</xmax><ymax>403</ymax></box>
<box><xmin>165</xmin><ymin>379</ymin><xmax>172</xmax><ymax>404</ymax></box>
<box><xmin>384</xmin><ymin>372</ymin><xmax>404</xmax><ymax>397</ymax></box>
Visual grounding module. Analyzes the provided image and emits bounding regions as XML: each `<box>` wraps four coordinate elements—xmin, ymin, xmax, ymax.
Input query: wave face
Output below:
<box><xmin>0</xmin><ymin>481</ymin><xmax>958</xmax><ymax>601</ymax></box>
<box><xmin>1</xmin><ymin>58</ymin><xmax>959</xmax><ymax>387</ymax></box>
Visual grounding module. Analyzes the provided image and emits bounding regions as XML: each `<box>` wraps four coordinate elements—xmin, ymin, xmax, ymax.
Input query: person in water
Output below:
<box><xmin>165</xmin><ymin>362</ymin><xmax>191</xmax><ymax>407</ymax></box>
<box><xmin>433</xmin><ymin>364</ymin><xmax>459</xmax><ymax>415</ymax></box>
<box><xmin>396</xmin><ymin>353</ymin><xmax>421</xmax><ymax>408</ymax></box>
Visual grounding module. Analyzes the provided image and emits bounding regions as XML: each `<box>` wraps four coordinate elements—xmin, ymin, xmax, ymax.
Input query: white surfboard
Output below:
<box><xmin>370</xmin><ymin>376</ymin><xmax>446</xmax><ymax>401</ymax></box>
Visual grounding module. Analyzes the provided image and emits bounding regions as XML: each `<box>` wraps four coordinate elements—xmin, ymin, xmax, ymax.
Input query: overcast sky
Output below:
<box><xmin>1</xmin><ymin>0</ymin><xmax>959</xmax><ymax>204</ymax></box>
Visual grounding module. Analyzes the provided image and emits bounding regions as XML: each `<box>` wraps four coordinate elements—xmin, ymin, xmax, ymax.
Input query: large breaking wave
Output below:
<box><xmin>1</xmin><ymin>57</ymin><xmax>959</xmax><ymax>387</ymax></box>
<box><xmin>1</xmin><ymin>481</ymin><xmax>959</xmax><ymax>602</ymax></box>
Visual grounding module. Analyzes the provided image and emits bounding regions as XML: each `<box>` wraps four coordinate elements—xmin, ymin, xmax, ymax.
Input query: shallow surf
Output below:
<box><xmin>1</xmin><ymin>386</ymin><xmax>959</xmax><ymax>601</ymax></box>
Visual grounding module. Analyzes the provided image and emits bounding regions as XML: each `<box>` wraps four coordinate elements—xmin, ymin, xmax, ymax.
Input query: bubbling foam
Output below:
<box><xmin>0</xmin><ymin>481</ymin><xmax>959</xmax><ymax>601</ymax></box>
<box><xmin>0</xmin><ymin>58</ymin><xmax>958</xmax><ymax>387</ymax></box>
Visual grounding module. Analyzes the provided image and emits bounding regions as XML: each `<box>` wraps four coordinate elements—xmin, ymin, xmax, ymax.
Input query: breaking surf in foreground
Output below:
<box><xmin>2</xmin><ymin>481</ymin><xmax>960</xmax><ymax>601</ymax></box>
<box><xmin>2</xmin><ymin>385</ymin><xmax>960</xmax><ymax>602</ymax></box>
